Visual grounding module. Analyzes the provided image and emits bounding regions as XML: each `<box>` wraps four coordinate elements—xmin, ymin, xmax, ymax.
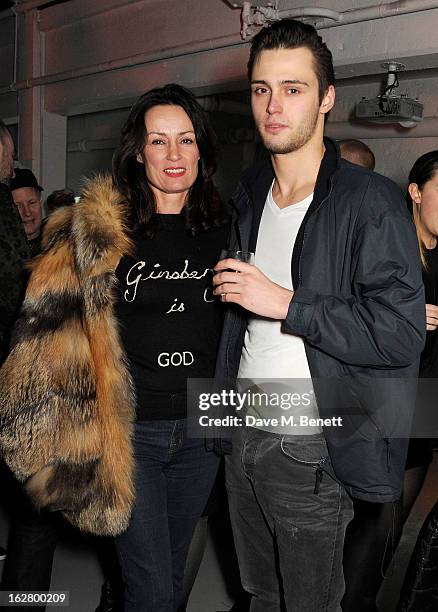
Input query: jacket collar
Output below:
<box><xmin>233</xmin><ymin>137</ymin><xmax>340</xmax><ymax>254</ymax></box>
<box><xmin>240</xmin><ymin>136</ymin><xmax>340</xmax><ymax>204</ymax></box>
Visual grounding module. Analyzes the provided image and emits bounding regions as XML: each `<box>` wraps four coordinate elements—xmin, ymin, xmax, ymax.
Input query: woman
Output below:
<box><xmin>112</xmin><ymin>83</ymin><xmax>228</xmax><ymax>611</ymax></box>
<box><xmin>0</xmin><ymin>84</ymin><xmax>228</xmax><ymax>611</ymax></box>
<box><xmin>404</xmin><ymin>150</ymin><xmax>438</xmax><ymax>492</ymax></box>
<box><xmin>395</xmin><ymin>152</ymin><xmax>438</xmax><ymax>611</ymax></box>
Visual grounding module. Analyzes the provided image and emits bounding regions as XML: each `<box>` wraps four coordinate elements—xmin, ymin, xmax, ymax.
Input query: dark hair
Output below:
<box><xmin>247</xmin><ymin>19</ymin><xmax>335</xmax><ymax>103</ymax></box>
<box><xmin>407</xmin><ymin>150</ymin><xmax>438</xmax><ymax>268</ymax></box>
<box><xmin>339</xmin><ymin>139</ymin><xmax>375</xmax><ymax>171</ymax></box>
<box><xmin>46</xmin><ymin>188</ymin><xmax>76</xmax><ymax>213</ymax></box>
<box><xmin>112</xmin><ymin>83</ymin><xmax>226</xmax><ymax>236</ymax></box>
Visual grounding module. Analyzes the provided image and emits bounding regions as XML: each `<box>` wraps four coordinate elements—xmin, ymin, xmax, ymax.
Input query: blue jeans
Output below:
<box><xmin>226</xmin><ymin>426</ymin><xmax>354</xmax><ymax>612</ymax></box>
<box><xmin>115</xmin><ymin>419</ymin><xmax>219</xmax><ymax>612</ymax></box>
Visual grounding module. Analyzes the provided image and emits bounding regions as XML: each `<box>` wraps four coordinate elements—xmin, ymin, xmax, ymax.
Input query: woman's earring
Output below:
<box><xmin>136</xmin><ymin>153</ymin><xmax>143</xmax><ymax>164</ymax></box>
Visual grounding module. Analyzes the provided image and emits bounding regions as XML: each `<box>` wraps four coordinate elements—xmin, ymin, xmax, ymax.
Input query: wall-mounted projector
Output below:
<box><xmin>355</xmin><ymin>61</ymin><xmax>423</xmax><ymax>128</ymax></box>
<box><xmin>356</xmin><ymin>95</ymin><xmax>423</xmax><ymax>127</ymax></box>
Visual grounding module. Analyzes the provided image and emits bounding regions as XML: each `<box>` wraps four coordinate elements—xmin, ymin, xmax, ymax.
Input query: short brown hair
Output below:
<box><xmin>247</xmin><ymin>19</ymin><xmax>335</xmax><ymax>103</ymax></box>
<box><xmin>339</xmin><ymin>140</ymin><xmax>375</xmax><ymax>171</ymax></box>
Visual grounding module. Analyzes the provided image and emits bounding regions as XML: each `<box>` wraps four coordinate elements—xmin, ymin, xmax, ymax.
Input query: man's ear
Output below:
<box><xmin>320</xmin><ymin>85</ymin><xmax>335</xmax><ymax>115</ymax></box>
<box><xmin>408</xmin><ymin>182</ymin><xmax>421</xmax><ymax>205</ymax></box>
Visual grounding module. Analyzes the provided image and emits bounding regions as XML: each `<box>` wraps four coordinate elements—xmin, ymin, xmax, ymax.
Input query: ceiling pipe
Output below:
<box><xmin>2</xmin><ymin>0</ymin><xmax>438</xmax><ymax>93</ymax></box>
<box><xmin>0</xmin><ymin>32</ymin><xmax>244</xmax><ymax>95</ymax></box>
<box><xmin>325</xmin><ymin>117</ymin><xmax>438</xmax><ymax>139</ymax></box>
<box><xmin>309</xmin><ymin>0</ymin><xmax>438</xmax><ymax>30</ymax></box>
<box><xmin>14</xmin><ymin>0</ymin><xmax>150</xmax><ymax>25</ymax></box>
<box><xmin>241</xmin><ymin>0</ymin><xmax>438</xmax><ymax>36</ymax></box>
<box><xmin>279</xmin><ymin>7</ymin><xmax>341</xmax><ymax>21</ymax></box>
<box><xmin>241</xmin><ymin>3</ymin><xmax>340</xmax><ymax>38</ymax></box>
<box><xmin>13</xmin><ymin>0</ymin><xmax>73</xmax><ymax>12</ymax></box>
<box><xmin>13</xmin><ymin>0</ymin><xmax>49</xmax><ymax>11</ymax></box>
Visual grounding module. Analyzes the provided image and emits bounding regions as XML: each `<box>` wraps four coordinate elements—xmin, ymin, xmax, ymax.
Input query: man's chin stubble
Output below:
<box><xmin>265</xmin><ymin>141</ymin><xmax>302</xmax><ymax>155</ymax></box>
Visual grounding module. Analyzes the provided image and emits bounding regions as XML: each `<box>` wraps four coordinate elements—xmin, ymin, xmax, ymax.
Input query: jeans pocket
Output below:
<box><xmin>280</xmin><ymin>437</ymin><xmax>330</xmax><ymax>495</ymax></box>
<box><xmin>280</xmin><ymin>436</ymin><xmax>327</xmax><ymax>466</ymax></box>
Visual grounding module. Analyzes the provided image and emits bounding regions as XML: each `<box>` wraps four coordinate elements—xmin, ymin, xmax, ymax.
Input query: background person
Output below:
<box><xmin>0</xmin><ymin>121</ymin><xmax>29</xmax><ymax>364</ymax></box>
<box><xmin>0</xmin><ymin>120</ymin><xmax>30</xmax><ymax>567</ymax></box>
<box><xmin>10</xmin><ymin>168</ymin><xmax>43</xmax><ymax>256</ymax></box>
<box><xmin>393</xmin><ymin>151</ymin><xmax>438</xmax><ymax>611</ymax></box>
<box><xmin>339</xmin><ymin>139</ymin><xmax>375</xmax><ymax>171</ymax></box>
<box><xmin>46</xmin><ymin>188</ymin><xmax>76</xmax><ymax>213</ymax></box>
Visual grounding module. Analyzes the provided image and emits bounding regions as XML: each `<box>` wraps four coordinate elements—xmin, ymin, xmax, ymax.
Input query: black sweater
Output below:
<box><xmin>115</xmin><ymin>214</ymin><xmax>228</xmax><ymax>420</ymax></box>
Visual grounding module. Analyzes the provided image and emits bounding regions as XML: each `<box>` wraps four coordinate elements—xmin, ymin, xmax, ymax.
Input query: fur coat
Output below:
<box><xmin>0</xmin><ymin>176</ymin><xmax>135</xmax><ymax>536</ymax></box>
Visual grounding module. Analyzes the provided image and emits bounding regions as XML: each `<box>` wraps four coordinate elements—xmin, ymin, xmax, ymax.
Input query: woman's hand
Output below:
<box><xmin>426</xmin><ymin>303</ymin><xmax>438</xmax><ymax>331</ymax></box>
<box><xmin>213</xmin><ymin>258</ymin><xmax>293</xmax><ymax>320</ymax></box>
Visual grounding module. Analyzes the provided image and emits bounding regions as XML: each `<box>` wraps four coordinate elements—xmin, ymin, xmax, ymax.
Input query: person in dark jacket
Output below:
<box><xmin>0</xmin><ymin>121</ymin><xmax>29</xmax><ymax>364</ymax></box>
<box><xmin>212</xmin><ymin>20</ymin><xmax>425</xmax><ymax>611</ymax></box>
<box><xmin>0</xmin><ymin>121</ymin><xmax>30</xmax><ymax>570</ymax></box>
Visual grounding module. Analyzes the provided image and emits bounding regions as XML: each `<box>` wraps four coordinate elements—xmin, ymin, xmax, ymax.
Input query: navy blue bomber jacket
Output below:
<box><xmin>214</xmin><ymin>138</ymin><xmax>426</xmax><ymax>503</ymax></box>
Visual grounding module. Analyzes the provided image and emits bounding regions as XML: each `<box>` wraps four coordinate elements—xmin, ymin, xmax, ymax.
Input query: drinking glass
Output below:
<box><xmin>218</xmin><ymin>249</ymin><xmax>255</xmax><ymax>265</ymax></box>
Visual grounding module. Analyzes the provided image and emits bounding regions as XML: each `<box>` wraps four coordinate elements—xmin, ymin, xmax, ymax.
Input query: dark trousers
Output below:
<box><xmin>226</xmin><ymin>426</ymin><xmax>353</xmax><ymax>612</ymax></box>
<box><xmin>115</xmin><ymin>419</ymin><xmax>219</xmax><ymax>612</ymax></box>
<box><xmin>0</xmin><ymin>462</ymin><xmax>121</xmax><ymax>612</ymax></box>
<box><xmin>0</xmin><ymin>463</ymin><xmax>58</xmax><ymax>612</ymax></box>
<box><xmin>342</xmin><ymin>498</ymin><xmax>403</xmax><ymax>612</ymax></box>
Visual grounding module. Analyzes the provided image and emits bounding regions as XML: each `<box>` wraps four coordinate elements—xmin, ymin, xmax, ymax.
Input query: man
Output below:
<box><xmin>0</xmin><ymin>122</ymin><xmax>29</xmax><ymax>363</ymax></box>
<box><xmin>0</xmin><ymin>121</ymin><xmax>30</xmax><ymax>566</ymax></box>
<box><xmin>339</xmin><ymin>138</ymin><xmax>375</xmax><ymax>170</ymax></box>
<box><xmin>10</xmin><ymin>168</ymin><xmax>43</xmax><ymax>256</ymax></box>
<box><xmin>213</xmin><ymin>20</ymin><xmax>425</xmax><ymax>611</ymax></box>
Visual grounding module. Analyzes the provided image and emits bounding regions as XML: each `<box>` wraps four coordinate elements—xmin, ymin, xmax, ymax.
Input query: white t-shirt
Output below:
<box><xmin>238</xmin><ymin>182</ymin><xmax>321</xmax><ymax>434</ymax></box>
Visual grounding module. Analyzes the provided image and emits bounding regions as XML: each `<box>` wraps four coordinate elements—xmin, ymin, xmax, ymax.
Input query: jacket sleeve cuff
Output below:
<box><xmin>281</xmin><ymin>287</ymin><xmax>318</xmax><ymax>337</ymax></box>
